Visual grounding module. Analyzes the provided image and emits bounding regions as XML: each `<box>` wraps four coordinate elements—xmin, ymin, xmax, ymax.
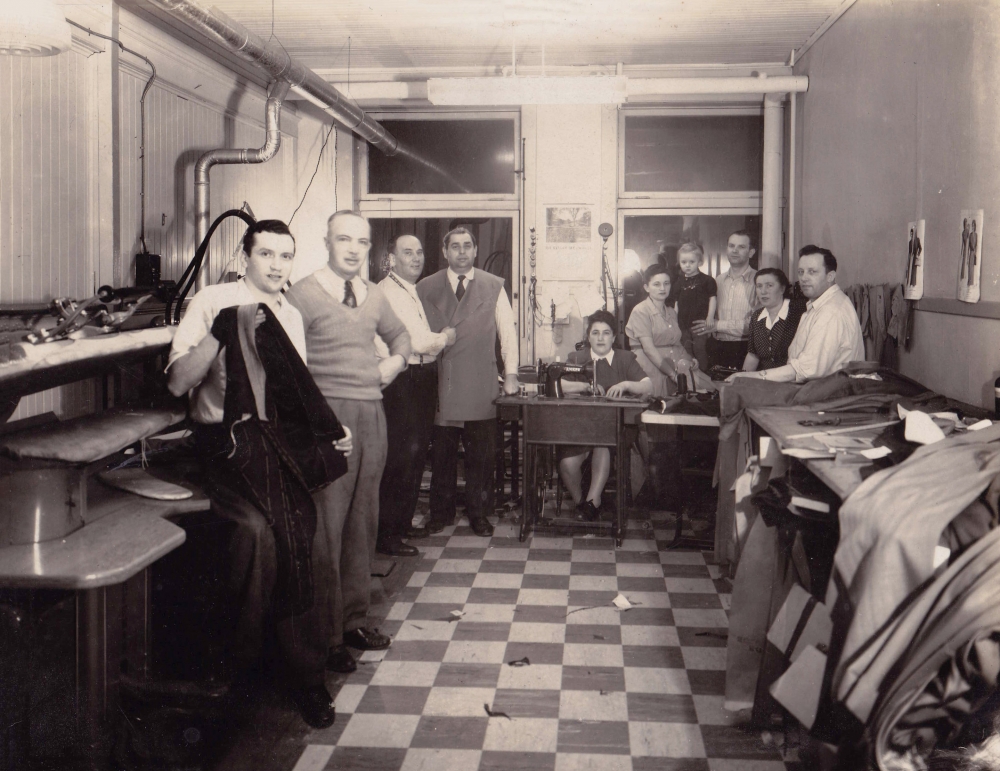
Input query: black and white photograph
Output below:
<box><xmin>1</xmin><ymin>2</ymin><xmax>998</xmax><ymax>771</ymax></box>
<box><xmin>545</xmin><ymin>206</ymin><xmax>592</xmax><ymax>245</ymax></box>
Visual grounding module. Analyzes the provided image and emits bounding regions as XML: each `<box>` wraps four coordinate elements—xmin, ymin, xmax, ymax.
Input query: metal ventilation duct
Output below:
<box><xmin>193</xmin><ymin>79</ymin><xmax>290</xmax><ymax>289</ymax></box>
<box><xmin>148</xmin><ymin>0</ymin><xmax>469</xmax><ymax>189</ymax></box>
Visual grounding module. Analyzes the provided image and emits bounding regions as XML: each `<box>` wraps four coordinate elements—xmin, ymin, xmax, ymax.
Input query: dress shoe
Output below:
<box><xmin>376</xmin><ymin>537</ymin><xmax>419</xmax><ymax>557</ymax></box>
<box><xmin>405</xmin><ymin>525</ymin><xmax>430</xmax><ymax>539</ymax></box>
<box><xmin>576</xmin><ymin>500</ymin><xmax>601</xmax><ymax>522</ymax></box>
<box><xmin>426</xmin><ymin>518</ymin><xmax>452</xmax><ymax>535</ymax></box>
<box><xmin>291</xmin><ymin>684</ymin><xmax>336</xmax><ymax>728</ymax></box>
<box><xmin>326</xmin><ymin>645</ymin><xmax>357</xmax><ymax>673</ymax></box>
<box><xmin>344</xmin><ymin>627</ymin><xmax>392</xmax><ymax>651</ymax></box>
<box><xmin>469</xmin><ymin>516</ymin><xmax>495</xmax><ymax>537</ymax></box>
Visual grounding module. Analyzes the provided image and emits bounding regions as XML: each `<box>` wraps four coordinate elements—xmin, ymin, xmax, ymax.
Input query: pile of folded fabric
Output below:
<box><xmin>822</xmin><ymin>422</ymin><xmax>1000</xmax><ymax>770</ymax></box>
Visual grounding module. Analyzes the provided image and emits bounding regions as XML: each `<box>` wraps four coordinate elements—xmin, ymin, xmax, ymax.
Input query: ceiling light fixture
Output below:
<box><xmin>427</xmin><ymin>75</ymin><xmax>627</xmax><ymax>106</ymax></box>
<box><xmin>0</xmin><ymin>0</ymin><xmax>73</xmax><ymax>56</ymax></box>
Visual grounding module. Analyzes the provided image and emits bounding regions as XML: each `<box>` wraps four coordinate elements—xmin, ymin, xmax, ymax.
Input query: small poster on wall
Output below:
<box><xmin>958</xmin><ymin>209</ymin><xmax>985</xmax><ymax>303</ymax></box>
<box><xmin>540</xmin><ymin>205</ymin><xmax>597</xmax><ymax>280</ymax></box>
<box><xmin>904</xmin><ymin>219</ymin><xmax>925</xmax><ymax>300</ymax></box>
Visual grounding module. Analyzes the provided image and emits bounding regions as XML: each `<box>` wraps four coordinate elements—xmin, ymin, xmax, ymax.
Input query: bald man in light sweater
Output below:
<box><xmin>287</xmin><ymin>210</ymin><xmax>411</xmax><ymax>675</ymax></box>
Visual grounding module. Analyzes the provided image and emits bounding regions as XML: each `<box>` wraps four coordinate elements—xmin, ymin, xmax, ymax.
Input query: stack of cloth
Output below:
<box><xmin>821</xmin><ymin>422</ymin><xmax>1000</xmax><ymax>770</ymax></box>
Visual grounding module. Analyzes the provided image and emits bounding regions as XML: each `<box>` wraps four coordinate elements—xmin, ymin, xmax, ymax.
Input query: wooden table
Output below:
<box><xmin>739</xmin><ymin>406</ymin><xmax>886</xmax><ymax>725</ymax></box>
<box><xmin>746</xmin><ymin>406</ymin><xmax>895</xmax><ymax>500</ymax></box>
<box><xmin>497</xmin><ymin>395</ymin><xmax>645</xmax><ymax>546</ymax></box>
<box><xmin>641</xmin><ymin>408</ymin><xmax>721</xmax><ymax>549</ymax></box>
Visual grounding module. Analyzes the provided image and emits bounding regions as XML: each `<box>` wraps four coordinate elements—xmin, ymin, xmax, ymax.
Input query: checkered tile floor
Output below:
<box><xmin>289</xmin><ymin>512</ymin><xmax>801</xmax><ymax>771</ymax></box>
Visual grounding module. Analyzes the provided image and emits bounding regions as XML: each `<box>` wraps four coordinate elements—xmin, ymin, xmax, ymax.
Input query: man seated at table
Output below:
<box><xmin>167</xmin><ymin>219</ymin><xmax>351</xmax><ymax>728</ymax></box>
<box><xmin>729</xmin><ymin>246</ymin><xmax>864</xmax><ymax>383</ymax></box>
<box><xmin>558</xmin><ymin>310</ymin><xmax>652</xmax><ymax>522</ymax></box>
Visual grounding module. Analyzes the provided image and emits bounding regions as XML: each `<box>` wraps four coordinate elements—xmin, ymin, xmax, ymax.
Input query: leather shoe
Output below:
<box><xmin>405</xmin><ymin>525</ymin><xmax>430</xmax><ymax>539</ymax></box>
<box><xmin>469</xmin><ymin>516</ymin><xmax>495</xmax><ymax>537</ymax></box>
<box><xmin>291</xmin><ymin>684</ymin><xmax>335</xmax><ymax>728</ymax></box>
<box><xmin>326</xmin><ymin>645</ymin><xmax>357</xmax><ymax>674</ymax></box>
<box><xmin>344</xmin><ymin>627</ymin><xmax>392</xmax><ymax>651</ymax></box>
<box><xmin>376</xmin><ymin>537</ymin><xmax>419</xmax><ymax>557</ymax></box>
<box><xmin>576</xmin><ymin>500</ymin><xmax>601</xmax><ymax>522</ymax></box>
<box><xmin>426</xmin><ymin>518</ymin><xmax>451</xmax><ymax>535</ymax></box>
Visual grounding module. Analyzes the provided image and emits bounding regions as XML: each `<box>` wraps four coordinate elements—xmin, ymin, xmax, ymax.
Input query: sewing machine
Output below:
<box><xmin>517</xmin><ymin>358</ymin><xmax>596</xmax><ymax>398</ymax></box>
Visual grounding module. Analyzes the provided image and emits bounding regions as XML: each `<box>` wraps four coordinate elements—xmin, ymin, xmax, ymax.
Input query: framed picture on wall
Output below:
<box><xmin>540</xmin><ymin>205</ymin><xmax>596</xmax><ymax>280</ymax></box>
<box><xmin>957</xmin><ymin>209</ymin><xmax>984</xmax><ymax>303</ymax></box>
<box><xmin>904</xmin><ymin>219</ymin><xmax>925</xmax><ymax>300</ymax></box>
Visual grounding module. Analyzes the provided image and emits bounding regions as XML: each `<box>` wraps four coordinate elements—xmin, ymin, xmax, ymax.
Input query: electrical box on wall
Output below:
<box><xmin>135</xmin><ymin>253</ymin><xmax>161</xmax><ymax>287</ymax></box>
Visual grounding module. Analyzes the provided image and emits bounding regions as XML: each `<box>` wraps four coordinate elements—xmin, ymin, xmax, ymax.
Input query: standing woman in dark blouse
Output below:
<box><xmin>740</xmin><ymin>268</ymin><xmax>803</xmax><ymax>372</ymax></box>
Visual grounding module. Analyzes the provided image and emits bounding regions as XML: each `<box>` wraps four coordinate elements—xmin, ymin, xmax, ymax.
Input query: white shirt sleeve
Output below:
<box><xmin>495</xmin><ymin>290</ymin><xmax>519</xmax><ymax>376</ymax></box>
<box><xmin>407</xmin><ymin>320</ymin><xmax>449</xmax><ymax>357</ymax></box>
<box><xmin>786</xmin><ymin>311</ymin><xmax>856</xmax><ymax>383</ymax></box>
<box><xmin>166</xmin><ymin>289</ymin><xmax>216</xmax><ymax>370</ymax></box>
<box><xmin>377</xmin><ymin>279</ymin><xmax>449</xmax><ymax>360</ymax></box>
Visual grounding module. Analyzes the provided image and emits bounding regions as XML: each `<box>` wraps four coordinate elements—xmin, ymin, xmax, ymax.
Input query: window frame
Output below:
<box><xmin>356</xmin><ymin>109</ymin><xmax>522</xmax><ymax>207</ymax></box>
<box><xmin>616</xmin><ymin>206</ymin><xmax>763</xmax><ymax>279</ymax></box>
<box><xmin>617</xmin><ymin>106</ymin><xmax>764</xmax><ymax>208</ymax></box>
<box><xmin>360</xmin><ymin>207</ymin><xmax>524</xmax><ymax>360</ymax></box>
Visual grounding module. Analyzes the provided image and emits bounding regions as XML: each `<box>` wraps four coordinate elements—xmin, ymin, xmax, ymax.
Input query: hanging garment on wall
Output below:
<box><xmin>845</xmin><ymin>283</ymin><xmax>909</xmax><ymax>369</ymax></box>
<box><xmin>870</xmin><ymin>285</ymin><xmax>887</xmax><ymax>364</ymax></box>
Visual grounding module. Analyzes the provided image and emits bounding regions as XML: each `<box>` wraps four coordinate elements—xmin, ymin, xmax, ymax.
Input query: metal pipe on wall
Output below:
<box><xmin>149</xmin><ymin>0</ymin><xmax>469</xmax><ymax>198</ymax></box>
<box><xmin>788</xmin><ymin>50</ymin><xmax>798</xmax><ymax>278</ymax></box>
<box><xmin>193</xmin><ymin>79</ymin><xmax>289</xmax><ymax>290</ymax></box>
<box><xmin>760</xmin><ymin>94</ymin><xmax>784</xmax><ymax>270</ymax></box>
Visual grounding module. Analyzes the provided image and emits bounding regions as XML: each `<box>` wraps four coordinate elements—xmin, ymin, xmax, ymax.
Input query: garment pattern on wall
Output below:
<box><xmin>958</xmin><ymin>209</ymin><xmax>985</xmax><ymax>304</ymax></box>
<box><xmin>904</xmin><ymin>219</ymin><xmax>925</xmax><ymax>301</ymax></box>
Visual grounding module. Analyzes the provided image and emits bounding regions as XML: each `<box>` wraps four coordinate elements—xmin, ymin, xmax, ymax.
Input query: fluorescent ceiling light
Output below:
<box><xmin>428</xmin><ymin>76</ymin><xmax>627</xmax><ymax>106</ymax></box>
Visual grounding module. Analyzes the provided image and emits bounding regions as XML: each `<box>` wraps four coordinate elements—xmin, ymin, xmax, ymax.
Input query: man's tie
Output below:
<box><xmin>343</xmin><ymin>279</ymin><xmax>357</xmax><ymax>308</ymax></box>
<box><xmin>455</xmin><ymin>275</ymin><xmax>466</xmax><ymax>302</ymax></box>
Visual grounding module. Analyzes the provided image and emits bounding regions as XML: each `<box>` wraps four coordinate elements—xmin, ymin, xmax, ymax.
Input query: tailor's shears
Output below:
<box><xmin>797</xmin><ymin>416</ymin><xmax>879</xmax><ymax>427</ymax></box>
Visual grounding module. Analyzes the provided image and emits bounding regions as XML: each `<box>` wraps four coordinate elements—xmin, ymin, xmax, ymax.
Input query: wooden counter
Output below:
<box><xmin>746</xmin><ymin>406</ymin><xmax>896</xmax><ymax>500</ymax></box>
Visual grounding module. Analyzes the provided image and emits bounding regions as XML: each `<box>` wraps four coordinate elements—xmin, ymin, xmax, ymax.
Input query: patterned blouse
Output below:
<box><xmin>746</xmin><ymin>299</ymin><xmax>803</xmax><ymax>370</ymax></box>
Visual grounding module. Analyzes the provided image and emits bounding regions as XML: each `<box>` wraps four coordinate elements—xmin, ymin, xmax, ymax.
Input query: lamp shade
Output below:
<box><xmin>0</xmin><ymin>0</ymin><xmax>73</xmax><ymax>56</ymax></box>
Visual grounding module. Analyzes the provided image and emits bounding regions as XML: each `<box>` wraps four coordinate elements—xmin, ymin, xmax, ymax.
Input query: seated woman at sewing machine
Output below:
<box><xmin>558</xmin><ymin>310</ymin><xmax>652</xmax><ymax>521</ymax></box>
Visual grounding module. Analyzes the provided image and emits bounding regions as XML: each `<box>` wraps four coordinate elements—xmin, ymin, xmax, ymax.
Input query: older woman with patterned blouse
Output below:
<box><xmin>739</xmin><ymin>268</ymin><xmax>803</xmax><ymax>373</ymax></box>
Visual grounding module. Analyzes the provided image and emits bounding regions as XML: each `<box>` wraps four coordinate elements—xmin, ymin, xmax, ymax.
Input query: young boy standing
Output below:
<box><xmin>674</xmin><ymin>242</ymin><xmax>717</xmax><ymax>373</ymax></box>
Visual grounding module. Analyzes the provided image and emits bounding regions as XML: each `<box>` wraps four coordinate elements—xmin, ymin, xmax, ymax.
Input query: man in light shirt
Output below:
<box><xmin>375</xmin><ymin>235</ymin><xmax>456</xmax><ymax>556</ymax></box>
<box><xmin>167</xmin><ymin>219</ymin><xmax>349</xmax><ymax>728</ymax></box>
<box><xmin>287</xmin><ymin>210</ymin><xmax>411</xmax><ymax>675</ymax></box>
<box><xmin>729</xmin><ymin>246</ymin><xmax>864</xmax><ymax>383</ymax></box>
<box><xmin>417</xmin><ymin>227</ymin><xmax>519</xmax><ymax>537</ymax></box>
<box><xmin>692</xmin><ymin>230</ymin><xmax>758</xmax><ymax>370</ymax></box>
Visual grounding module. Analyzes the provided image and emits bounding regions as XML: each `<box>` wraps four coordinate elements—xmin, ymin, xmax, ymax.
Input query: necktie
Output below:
<box><xmin>455</xmin><ymin>275</ymin><xmax>466</xmax><ymax>302</ymax></box>
<box><xmin>343</xmin><ymin>279</ymin><xmax>357</xmax><ymax>308</ymax></box>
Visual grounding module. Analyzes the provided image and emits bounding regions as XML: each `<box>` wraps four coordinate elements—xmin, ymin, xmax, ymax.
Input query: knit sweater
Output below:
<box><xmin>287</xmin><ymin>272</ymin><xmax>411</xmax><ymax>401</ymax></box>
